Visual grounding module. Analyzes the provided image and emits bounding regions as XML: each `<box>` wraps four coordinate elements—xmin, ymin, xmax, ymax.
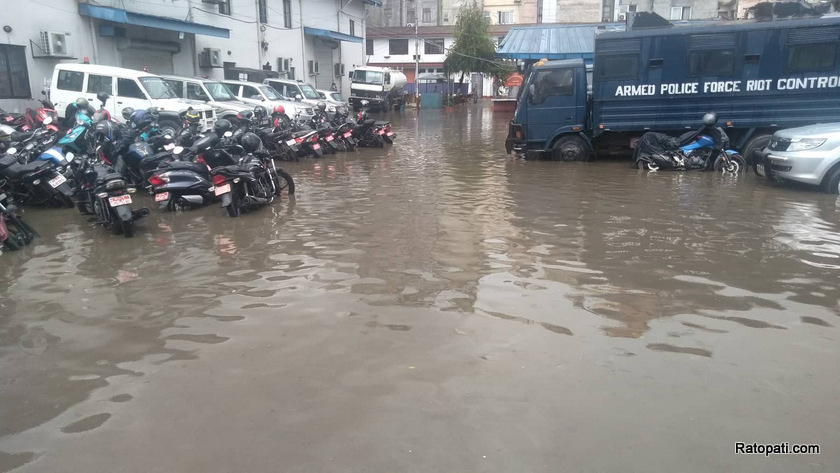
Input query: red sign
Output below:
<box><xmin>505</xmin><ymin>73</ymin><xmax>524</xmax><ymax>87</ymax></box>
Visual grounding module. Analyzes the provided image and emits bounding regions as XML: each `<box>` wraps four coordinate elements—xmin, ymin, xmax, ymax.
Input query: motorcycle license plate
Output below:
<box><xmin>386</xmin><ymin>132</ymin><xmax>394</xmax><ymax>136</ymax></box>
<box><xmin>108</xmin><ymin>195</ymin><xmax>132</xmax><ymax>207</ymax></box>
<box><xmin>286</xmin><ymin>139</ymin><xmax>296</xmax><ymax>146</ymax></box>
<box><xmin>326</xmin><ymin>136</ymin><xmax>334</xmax><ymax>142</ymax></box>
<box><xmin>378</xmin><ymin>129</ymin><xmax>385</xmax><ymax>135</ymax></box>
<box><xmin>164</xmin><ymin>143</ymin><xmax>175</xmax><ymax>151</ymax></box>
<box><xmin>313</xmin><ymin>143</ymin><xmax>321</xmax><ymax>150</ymax></box>
<box><xmin>214</xmin><ymin>184</ymin><xmax>231</xmax><ymax>196</ymax></box>
<box><xmin>155</xmin><ymin>192</ymin><xmax>169</xmax><ymax>202</ymax></box>
<box><xmin>48</xmin><ymin>174</ymin><xmax>67</xmax><ymax>188</ymax></box>
<box><xmin>343</xmin><ymin>132</ymin><xmax>352</xmax><ymax>138</ymax></box>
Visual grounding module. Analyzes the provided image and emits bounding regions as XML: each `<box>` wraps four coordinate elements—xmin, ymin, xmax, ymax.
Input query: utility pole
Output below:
<box><xmin>414</xmin><ymin>21</ymin><xmax>419</xmax><ymax>98</ymax></box>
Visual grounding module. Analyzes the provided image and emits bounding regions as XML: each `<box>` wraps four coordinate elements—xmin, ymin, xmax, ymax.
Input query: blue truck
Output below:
<box><xmin>505</xmin><ymin>16</ymin><xmax>840</xmax><ymax>163</ymax></box>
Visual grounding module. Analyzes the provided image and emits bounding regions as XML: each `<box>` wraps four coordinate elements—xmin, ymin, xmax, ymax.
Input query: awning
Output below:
<box><xmin>304</xmin><ymin>27</ymin><xmax>363</xmax><ymax>44</ymax></box>
<box><xmin>78</xmin><ymin>4</ymin><xmax>230</xmax><ymax>39</ymax></box>
<box><xmin>496</xmin><ymin>23</ymin><xmax>624</xmax><ymax>60</ymax></box>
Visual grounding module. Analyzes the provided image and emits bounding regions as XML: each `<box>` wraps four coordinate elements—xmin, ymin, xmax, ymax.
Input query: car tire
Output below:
<box><xmin>820</xmin><ymin>165</ymin><xmax>840</xmax><ymax>195</ymax></box>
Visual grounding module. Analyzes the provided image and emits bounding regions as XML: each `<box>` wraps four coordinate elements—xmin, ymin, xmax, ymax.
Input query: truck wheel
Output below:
<box><xmin>551</xmin><ymin>136</ymin><xmax>588</xmax><ymax>162</ymax></box>
<box><xmin>820</xmin><ymin>165</ymin><xmax>840</xmax><ymax>194</ymax></box>
<box><xmin>158</xmin><ymin>120</ymin><xmax>180</xmax><ymax>139</ymax></box>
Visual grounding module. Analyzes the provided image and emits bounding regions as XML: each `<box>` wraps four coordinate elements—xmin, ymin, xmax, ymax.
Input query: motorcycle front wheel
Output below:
<box><xmin>226</xmin><ymin>189</ymin><xmax>242</xmax><ymax>217</ymax></box>
<box><xmin>274</xmin><ymin>170</ymin><xmax>295</xmax><ymax>196</ymax></box>
<box><xmin>713</xmin><ymin>154</ymin><xmax>746</xmax><ymax>174</ymax></box>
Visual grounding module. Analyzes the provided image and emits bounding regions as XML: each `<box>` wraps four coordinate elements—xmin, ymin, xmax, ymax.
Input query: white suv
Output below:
<box><xmin>759</xmin><ymin>123</ymin><xmax>840</xmax><ymax>194</ymax></box>
<box><xmin>222</xmin><ymin>80</ymin><xmax>313</xmax><ymax>121</ymax></box>
<box><xmin>50</xmin><ymin>63</ymin><xmax>215</xmax><ymax>132</ymax></box>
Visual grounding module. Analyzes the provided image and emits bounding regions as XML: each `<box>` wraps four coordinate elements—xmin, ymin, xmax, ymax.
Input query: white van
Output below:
<box><xmin>50</xmin><ymin>64</ymin><xmax>216</xmax><ymax>132</ymax></box>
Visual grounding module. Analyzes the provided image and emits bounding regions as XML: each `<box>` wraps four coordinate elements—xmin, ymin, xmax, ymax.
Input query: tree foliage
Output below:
<box><xmin>443</xmin><ymin>2</ymin><xmax>512</xmax><ymax>83</ymax></box>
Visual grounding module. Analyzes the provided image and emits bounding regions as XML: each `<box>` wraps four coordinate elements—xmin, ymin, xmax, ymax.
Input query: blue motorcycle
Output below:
<box><xmin>634</xmin><ymin>113</ymin><xmax>746</xmax><ymax>173</ymax></box>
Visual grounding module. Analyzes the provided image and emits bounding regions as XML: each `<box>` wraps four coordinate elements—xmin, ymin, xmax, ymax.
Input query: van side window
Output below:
<box><xmin>56</xmin><ymin>70</ymin><xmax>84</xmax><ymax>91</ymax></box>
<box><xmin>688</xmin><ymin>50</ymin><xmax>735</xmax><ymax>76</ymax></box>
<box><xmin>117</xmin><ymin>78</ymin><xmax>145</xmax><ymax>99</ymax></box>
<box><xmin>595</xmin><ymin>55</ymin><xmax>639</xmax><ymax>80</ymax></box>
<box><xmin>187</xmin><ymin>83</ymin><xmax>208</xmax><ymax>100</ymax></box>
<box><xmin>786</xmin><ymin>43</ymin><xmax>836</xmax><ymax>72</ymax></box>
<box><xmin>163</xmin><ymin>80</ymin><xmax>184</xmax><ymax>98</ymax></box>
<box><xmin>86</xmin><ymin>74</ymin><xmax>113</xmax><ymax>95</ymax></box>
<box><xmin>242</xmin><ymin>85</ymin><xmax>260</xmax><ymax>99</ymax></box>
<box><xmin>531</xmin><ymin>69</ymin><xmax>574</xmax><ymax>104</ymax></box>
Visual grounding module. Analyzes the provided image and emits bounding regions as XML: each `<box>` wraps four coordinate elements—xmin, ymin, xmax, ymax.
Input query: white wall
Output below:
<box><xmin>366</xmin><ymin>36</ymin><xmax>454</xmax><ymax>66</ymax></box>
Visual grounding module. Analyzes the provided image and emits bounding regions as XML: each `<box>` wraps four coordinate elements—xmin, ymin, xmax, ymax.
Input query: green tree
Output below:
<box><xmin>443</xmin><ymin>2</ymin><xmax>512</xmax><ymax>88</ymax></box>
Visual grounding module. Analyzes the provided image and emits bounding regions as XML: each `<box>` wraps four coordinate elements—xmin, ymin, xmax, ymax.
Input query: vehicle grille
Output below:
<box><xmin>768</xmin><ymin>138</ymin><xmax>790</xmax><ymax>151</ymax></box>
<box><xmin>203</xmin><ymin>110</ymin><xmax>215</xmax><ymax>119</ymax></box>
<box><xmin>304</xmin><ymin>107</ymin><xmax>314</xmax><ymax>115</ymax></box>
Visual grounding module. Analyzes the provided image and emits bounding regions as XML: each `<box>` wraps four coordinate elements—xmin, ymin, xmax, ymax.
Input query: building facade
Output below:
<box><xmin>483</xmin><ymin>0</ymin><xmax>540</xmax><ymax>24</ymax></box>
<box><xmin>0</xmin><ymin>0</ymin><xmax>374</xmax><ymax>112</ymax></box>
<box><xmin>368</xmin><ymin>0</ymin><xmax>540</xmax><ymax>27</ymax></box>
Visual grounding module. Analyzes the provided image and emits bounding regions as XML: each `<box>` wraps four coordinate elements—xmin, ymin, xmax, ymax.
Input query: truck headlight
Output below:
<box><xmin>787</xmin><ymin>138</ymin><xmax>826</xmax><ymax>151</ymax></box>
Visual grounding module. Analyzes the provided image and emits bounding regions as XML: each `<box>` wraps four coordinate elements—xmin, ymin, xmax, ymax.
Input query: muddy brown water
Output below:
<box><xmin>1</xmin><ymin>105</ymin><xmax>838</xmax><ymax>472</ymax></box>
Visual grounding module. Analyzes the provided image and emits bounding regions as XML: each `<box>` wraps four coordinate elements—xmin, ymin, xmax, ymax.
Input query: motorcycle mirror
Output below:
<box><xmin>6</xmin><ymin>147</ymin><xmax>17</xmax><ymax>155</ymax></box>
<box><xmin>65</xmin><ymin>151</ymin><xmax>75</xmax><ymax>162</ymax></box>
<box><xmin>173</xmin><ymin>146</ymin><xmax>184</xmax><ymax>155</ymax></box>
<box><xmin>224</xmin><ymin>131</ymin><xmax>233</xmax><ymax>138</ymax></box>
<box><xmin>42</xmin><ymin>116</ymin><xmax>53</xmax><ymax>125</ymax></box>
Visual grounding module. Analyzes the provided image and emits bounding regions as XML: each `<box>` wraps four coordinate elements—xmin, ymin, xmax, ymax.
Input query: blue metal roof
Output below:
<box><xmin>304</xmin><ymin>27</ymin><xmax>363</xmax><ymax>44</ymax></box>
<box><xmin>78</xmin><ymin>4</ymin><xmax>229</xmax><ymax>38</ymax></box>
<box><xmin>496</xmin><ymin>24</ymin><xmax>624</xmax><ymax>60</ymax></box>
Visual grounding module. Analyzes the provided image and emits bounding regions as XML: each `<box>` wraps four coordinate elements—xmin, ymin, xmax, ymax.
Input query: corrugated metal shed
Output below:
<box><xmin>496</xmin><ymin>23</ymin><xmax>625</xmax><ymax>61</ymax></box>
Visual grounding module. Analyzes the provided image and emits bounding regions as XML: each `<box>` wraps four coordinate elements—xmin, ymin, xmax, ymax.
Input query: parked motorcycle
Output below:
<box><xmin>147</xmin><ymin>144</ymin><xmax>216</xmax><ymax>211</ymax></box>
<box><xmin>634</xmin><ymin>113</ymin><xmax>746</xmax><ymax>173</ymax></box>
<box><xmin>74</xmin><ymin>151</ymin><xmax>149</xmax><ymax>237</ymax></box>
<box><xmin>0</xmin><ymin>147</ymin><xmax>74</xmax><ymax>207</ymax></box>
<box><xmin>0</xmin><ymin>188</ymin><xmax>38</xmax><ymax>251</ymax></box>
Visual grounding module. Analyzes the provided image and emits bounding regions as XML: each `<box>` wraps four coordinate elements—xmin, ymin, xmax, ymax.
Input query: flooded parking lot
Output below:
<box><xmin>1</xmin><ymin>105</ymin><xmax>838</xmax><ymax>472</ymax></box>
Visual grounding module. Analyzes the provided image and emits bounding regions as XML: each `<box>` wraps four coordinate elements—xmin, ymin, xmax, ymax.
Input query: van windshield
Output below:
<box><xmin>352</xmin><ymin>70</ymin><xmax>383</xmax><ymax>84</ymax></box>
<box><xmin>205</xmin><ymin>82</ymin><xmax>237</xmax><ymax>101</ymax></box>
<box><xmin>299</xmin><ymin>83</ymin><xmax>320</xmax><ymax>100</ymax></box>
<box><xmin>139</xmin><ymin>77</ymin><xmax>178</xmax><ymax>99</ymax></box>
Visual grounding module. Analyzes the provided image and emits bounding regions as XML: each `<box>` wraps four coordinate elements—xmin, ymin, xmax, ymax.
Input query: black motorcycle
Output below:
<box><xmin>75</xmin><ymin>152</ymin><xmax>149</xmax><ymax>237</ymax></box>
<box><xmin>147</xmin><ymin>145</ymin><xmax>216</xmax><ymax>211</ymax></box>
<box><xmin>0</xmin><ymin>187</ymin><xmax>38</xmax><ymax>251</ymax></box>
<box><xmin>0</xmin><ymin>147</ymin><xmax>74</xmax><ymax>207</ymax></box>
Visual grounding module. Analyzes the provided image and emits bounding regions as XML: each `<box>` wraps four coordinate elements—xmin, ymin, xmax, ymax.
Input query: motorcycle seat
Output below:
<box><xmin>164</xmin><ymin>161</ymin><xmax>209</xmax><ymax>174</ymax></box>
<box><xmin>10</xmin><ymin>131</ymin><xmax>34</xmax><ymax>143</ymax></box>
<box><xmin>0</xmin><ymin>154</ymin><xmax>19</xmax><ymax>170</ymax></box>
<box><xmin>211</xmin><ymin>164</ymin><xmax>248</xmax><ymax>175</ymax></box>
<box><xmin>1</xmin><ymin>160</ymin><xmax>49</xmax><ymax>179</ymax></box>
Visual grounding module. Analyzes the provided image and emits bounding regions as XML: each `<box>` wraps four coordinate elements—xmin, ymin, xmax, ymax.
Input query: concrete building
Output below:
<box><xmin>484</xmin><ymin>0</ymin><xmax>540</xmax><ymax>24</ymax></box>
<box><xmin>0</xmin><ymin>0</ymin><xmax>375</xmax><ymax>112</ymax></box>
<box><xmin>365</xmin><ymin>24</ymin><xmax>513</xmax><ymax>95</ymax></box>
<box><xmin>606</xmin><ymin>0</ymin><xmax>720</xmax><ymax>21</ymax></box>
<box><xmin>368</xmin><ymin>0</ymin><xmax>474</xmax><ymax>27</ymax></box>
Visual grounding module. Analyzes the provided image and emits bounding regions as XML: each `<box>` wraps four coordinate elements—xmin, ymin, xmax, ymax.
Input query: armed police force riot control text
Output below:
<box><xmin>614</xmin><ymin>76</ymin><xmax>840</xmax><ymax>97</ymax></box>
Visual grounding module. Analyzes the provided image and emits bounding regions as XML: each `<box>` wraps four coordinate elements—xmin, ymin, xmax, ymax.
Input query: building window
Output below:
<box><xmin>670</xmin><ymin>6</ymin><xmax>690</xmax><ymax>20</ymax></box>
<box><xmin>0</xmin><ymin>44</ymin><xmax>31</xmax><ymax>99</ymax></box>
<box><xmin>422</xmin><ymin>8</ymin><xmax>431</xmax><ymax>23</ymax></box>
<box><xmin>498</xmin><ymin>10</ymin><xmax>514</xmax><ymax>24</ymax></box>
<box><xmin>218</xmin><ymin>0</ymin><xmax>230</xmax><ymax>15</ymax></box>
<box><xmin>283</xmin><ymin>0</ymin><xmax>292</xmax><ymax>28</ymax></box>
<box><xmin>258</xmin><ymin>0</ymin><xmax>267</xmax><ymax>23</ymax></box>
<box><xmin>407</xmin><ymin>9</ymin><xmax>416</xmax><ymax>24</ymax></box>
<box><xmin>389</xmin><ymin>39</ymin><xmax>409</xmax><ymax>55</ymax></box>
<box><xmin>350</xmin><ymin>20</ymin><xmax>355</xmax><ymax>37</ymax></box>
<box><xmin>786</xmin><ymin>43</ymin><xmax>836</xmax><ymax>72</ymax></box>
<box><xmin>688</xmin><ymin>50</ymin><xmax>735</xmax><ymax>76</ymax></box>
<box><xmin>425</xmin><ymin>38</ymin><xmax>444</xmax><ymax>55</ymax></box>
<box><xmin>366</xmin><ymin>39</ymin><xmax>374</xmax><ymax>55</ymax></box>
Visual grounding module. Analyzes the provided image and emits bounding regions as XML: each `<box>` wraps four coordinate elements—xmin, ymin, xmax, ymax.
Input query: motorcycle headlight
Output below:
<box><xmin>105</xmin><ymin>179</ymin><xmax>126</xmax><ymax>190</ymax></box>
<box><xmin>787</xmin><ymin>138</ymin><xmax>826</xmax><ymax>151</ymax></box>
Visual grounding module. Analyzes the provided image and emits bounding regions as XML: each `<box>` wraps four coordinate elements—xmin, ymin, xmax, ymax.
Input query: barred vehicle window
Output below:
<box><xmin>786</xmin><ymin>43</ymin><xmax>836</xmax><ymax>72</ymax></box>
<box><xmin>56</xmin><ymin>69</ymin><xmax>83</xmax><ymax>92</ymax></box>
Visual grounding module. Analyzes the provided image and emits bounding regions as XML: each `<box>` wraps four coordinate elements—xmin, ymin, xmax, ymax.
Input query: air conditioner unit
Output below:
<box><xmin>198</xmin><ymin>48</ymin><xmax>222</xmax><ymax>68</ymax></box>
<box><xmin>334</xmin><ymin>63</ymin><xmax>345</xmax><ymax>77</ymax></box>
<box><xmin>618</xmin><ymin>13</ymin><xmax>627</xmax><ymax>20</ymax></box>
<box><xmin>308</xmin><ymin>60</ymin><xmax>319</xmax><ymax>75</ymax></box>
<box><xmin>277</xmin><ymin>57</ymin><xmax>291</xmax><ymax>72</ymax></box>
<box><xmin>40</xmin><ymin>31</ymin><xmax>72</xmax><ymax>57</ymax></box>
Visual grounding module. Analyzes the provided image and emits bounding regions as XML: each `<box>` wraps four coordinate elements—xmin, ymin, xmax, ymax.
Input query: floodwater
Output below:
<box><xmin>1</xmin><ymin>105</ymin><xmax>838</xmax><ymax>472</ymax></box>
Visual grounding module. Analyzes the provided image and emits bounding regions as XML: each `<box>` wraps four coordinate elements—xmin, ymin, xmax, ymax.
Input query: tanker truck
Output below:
<box><xmin>349</xmin><ymin>67</ymin><xmax>407</xmax><ymax>112</ymax></box>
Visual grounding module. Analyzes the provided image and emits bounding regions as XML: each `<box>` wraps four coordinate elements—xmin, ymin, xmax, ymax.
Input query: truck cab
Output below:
<box><xmin>505</xmin><ymin>59</ymin><xmax>591</xmax><ymax>160</ymax></box>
